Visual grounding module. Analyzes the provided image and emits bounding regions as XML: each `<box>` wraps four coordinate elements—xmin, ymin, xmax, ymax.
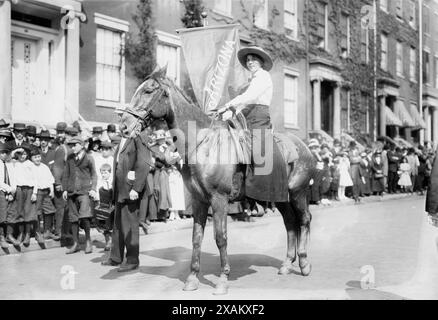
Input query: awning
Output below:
<box><xmin>308</xmin><ymin>130</ymin><xmax>334</xmax><ymax>144</ymax></box>
<box><xmin>409</xmin><ymin>105</ymin><xmax>426</xmax><ymax>129</ymax></box>
<box><xmin>393</xmin><ymin>136</ymin><xmax>414</xmax><ymax>148</ymax></box>
<box><xmin>394</xmin><ymin>100</ymin><xmax>416</xmax><ymax>127</ymax></box>
<box><xmin>385</xmin><ymin>106</ymin><xmax>403</xmax><ymax>127</ymax></box>
<box><xmin>341</xmin><ymin>132</ymin><xmax>365</xmax><ymax>152</ymax></box>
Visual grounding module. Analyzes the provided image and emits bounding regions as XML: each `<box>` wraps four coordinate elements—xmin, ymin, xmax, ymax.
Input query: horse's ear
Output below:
<box><xmin>158</xmin><ymin>63</ymin><xmax>168</xmax><ymax>79</ymax></box>
<box><xmin>151</xmin><ymin>63</ymin><xmax>167</xmax><ymax>81</ymax></box>
<box><xmin>152</xmin><ymin>64</ymin><xmax>161</xmax><ymax>75</ymax></box>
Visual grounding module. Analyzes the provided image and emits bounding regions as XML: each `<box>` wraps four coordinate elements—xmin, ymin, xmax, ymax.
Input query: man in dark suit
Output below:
<box><xmin>26</xmin><ymin>125</ymin><xmax>37</xmax><ymax>146</ymax></box>
<box><xmin>387</xmin><ymin>146</ymin><xmax>401</xmax><ymax>194</ymax></box>
<box><xmin>39</xmin><ymin>130</ymin><xmax>55</xmax><ymax>168</ymax></box>
<box><xmin>426</xmin><ymin>151</ymin><xmax>438</xmax><ymax>226</ymax></box>
<box><xmin>6</xmin><ymin>123</ymin><xmax>31</xmax><ymax>152</ymax></box>
<box><xmin>0</xmin><ymin>119</ymin><xmax>9</xmax><ymax>129</ymax></box>
<box><xmin>106</xmin><ymin>124</ymin><xmax>120</xmax><ymax>142</ymax></box>
<box><xmin>102</xmin><ymin>110</ymin><xmax>151</xmax><ymax>272</ymax></box>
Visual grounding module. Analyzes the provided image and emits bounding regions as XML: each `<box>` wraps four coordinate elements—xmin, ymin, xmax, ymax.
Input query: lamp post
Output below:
<box><xmin>201</xmin><ymin>11</ymin><xmax>208</xmax><ymax>27</ymax></box>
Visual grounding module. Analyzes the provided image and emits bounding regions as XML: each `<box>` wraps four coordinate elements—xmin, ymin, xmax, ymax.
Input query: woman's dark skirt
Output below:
<box><xmin>242</xmin><ymin>104</ymin><xmax>288</xmax><ymax>203</ymax></box>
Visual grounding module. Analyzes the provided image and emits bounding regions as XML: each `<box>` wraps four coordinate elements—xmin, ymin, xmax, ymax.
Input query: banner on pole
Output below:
<box><xmin>178</xmin><ymin>24</ymin><xmax>247</xmax><ymax>114</ymax></box>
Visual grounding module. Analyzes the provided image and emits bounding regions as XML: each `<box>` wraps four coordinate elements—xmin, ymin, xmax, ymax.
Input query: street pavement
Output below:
<box><xmin>0</xmin><ymin>195</ymin><xmax>437</xmax><ymax>300</ymax></box>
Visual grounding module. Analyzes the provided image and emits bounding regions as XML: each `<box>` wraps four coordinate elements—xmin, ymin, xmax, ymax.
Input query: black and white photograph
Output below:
<box><xmin>0</xmin><ymin>0</ymin><xmax>438</xmax><ymax>304</ymax></box>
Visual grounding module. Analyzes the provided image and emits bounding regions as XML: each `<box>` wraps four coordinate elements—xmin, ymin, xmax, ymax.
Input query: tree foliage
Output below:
<box><xmin>181</xmin><ymin>0</ymin><xmax>205</xmax><ymax>28</ymax></box>
<box><xmin>125</xmin><ymin>0</ymin><xmax>156</xmax><ymax>81</ymax></box>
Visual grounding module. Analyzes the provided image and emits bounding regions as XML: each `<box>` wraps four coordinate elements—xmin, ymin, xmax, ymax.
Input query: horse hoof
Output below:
<box><xmin>213</xmin><ymin>283</ymin><xmax>228</xmax><ymax>295</ymax></box>
<box><xmin>183</xmin><ymin>276</ymin><xmax>199</xmax><ymax>291</ymax></box>
<box><xmin>299</xmin><ymin>261</ymin><xmax>312</xmax><ymax>277</ymax></box>
<box><xmin>278</xmin><ymin>264</ymin><xmax>293</xmax><ymax>275</ymax></box>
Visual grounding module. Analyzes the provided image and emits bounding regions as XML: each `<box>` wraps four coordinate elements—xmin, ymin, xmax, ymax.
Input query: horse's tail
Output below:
<box><xmin>284</xmin><ymin>132</ymin><xmax>317</xmax><ymax>193</ymax></box>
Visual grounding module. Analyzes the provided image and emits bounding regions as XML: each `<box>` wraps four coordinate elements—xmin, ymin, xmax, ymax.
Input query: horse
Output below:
<box><xmin>124</xmin><ymin>66</ymin><xmax>316</xmax><ymax>295</ymax></box>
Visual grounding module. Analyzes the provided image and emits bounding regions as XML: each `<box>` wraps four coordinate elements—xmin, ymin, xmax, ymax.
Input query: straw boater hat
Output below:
<box><xmin>237</xmin><ymin>46</ymin><xmax>273</xmax><ymax>72</ymax></box>
<box><xmin>308</xmin><ymin>139</ymin><xmax>320</xmax><ymax>149</ymax></box>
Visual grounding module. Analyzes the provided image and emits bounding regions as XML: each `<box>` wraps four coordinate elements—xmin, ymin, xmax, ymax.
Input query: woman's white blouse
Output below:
<box><xmin>228</xmin><ymin>68</ymin><xmax>273</xmax><ymax>108</ymax></box>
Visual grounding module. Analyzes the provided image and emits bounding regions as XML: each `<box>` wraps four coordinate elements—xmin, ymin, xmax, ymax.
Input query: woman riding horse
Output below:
<box><xmin>218</xmin><ymin>46</ymin><xmax>289</xmax><ymax>204</ymax></box>
<box><xmin>219</xmin><ymin>46</ymin><xmax>273</xmax><ymax>129</ymax></box>
<box><xmin>125</xmin><ymin>63</ymin><xmax>315</xmax><ymax>295</ymax></box>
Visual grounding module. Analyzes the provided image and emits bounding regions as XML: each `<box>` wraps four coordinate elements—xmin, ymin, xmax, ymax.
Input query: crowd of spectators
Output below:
<box><xmin>307</xmin><ymin>137</ymin><xmax>435</xmax><ymax>206</ymax></box>
<box><xmin>0</xmin><ymin>117</ymin><xmax>188</xmax><ymax>253</ymax></box>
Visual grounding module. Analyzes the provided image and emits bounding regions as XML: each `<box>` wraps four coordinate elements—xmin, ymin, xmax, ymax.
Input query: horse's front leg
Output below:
<box><xmin>183</xmin><ymin>199</ymin><xmax>208</xmax><ymax>291</ymax></box>
<box><xmin>276</xmin><ymin>201</ymin><xmax>297</xmax><ymax>275</ymax></box>
<box><xmin>211</xmin><ymin>194</ymin><xmax>230</xmax><ymax>295</ymax></box>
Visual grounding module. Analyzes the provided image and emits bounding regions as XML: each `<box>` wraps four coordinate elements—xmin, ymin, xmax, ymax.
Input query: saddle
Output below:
<box><xmin>199</xmin><ymin>114</ymin><xmax>299</xmax><ymax>203</ymax></box>
<box><xmin>225</xmin><ymin>114</ymin><xmax>299</xmax><ymax>167</ymax></box>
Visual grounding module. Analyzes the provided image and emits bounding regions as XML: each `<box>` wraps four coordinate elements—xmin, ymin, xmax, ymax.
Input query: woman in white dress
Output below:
<box><xmin>398</xmin><ymin>157</ymin><xmax>412</xmax><ymax>192</ymax></box>
<box><xmin>168</xmin><ymin>161</ymin><xmax>186</xmax><ymax>220</ymax></box>
<box><xmin>338</xmin><ymin>152</ymin><xmax>353</xmax><ymax>200</ymax></box>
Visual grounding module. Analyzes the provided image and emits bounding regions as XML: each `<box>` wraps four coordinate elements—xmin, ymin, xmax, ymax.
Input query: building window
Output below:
<box><xmin>284</xmin><ymin>0</ymin><xmax>298</xmax><ymax>39</ymax></box>
<box><xmin>409</xmin><ymin>0</ymin><xmax>416</xmax><ymax>29</ymax></box>
<box><xmin>395</xmin><ymin>0</ymin><xmax>403</xmax><ymax>19</ymax></box>
<box><xmin>410</xmin><ymin>47</ymin><xmax>416</xmax><ymax>82</ymax></box>
<box><xmin>94</xmin><ymin>13</ymin><xmax>129</xmax><ymax>107</ymax></box>
<box><xmin>341</xmin><ymin>88</ymin><xmax>350</xmax><ymax>132</ymax></box>
<box><xmin>156</xmin><ymin>31</ymin><xmax>181</xmax><ymax>86</ymax></box>
<box><xmin>254</xmin><ymin>0</ymin><xmax>268</xmax><ymax>29</ymax></box>
<box><xmin>423</xmin><ymin>5</ymin><xmax>430</xmax><ymax>35</ymax></box>
<box><xmin>424</xmin><ymin>50</ymin><xmax>431</xmax><ymax>85</ymax></box>
<box><xmin>214</xmin><ymin>0</ymin><xmax>232</xmax><ymax>16</ymax></box>
<box><xmin>381</xmin><ymin>33</ymin><xmax>388</xmax><ymax>71</ymax></box>
<box><xmin>314</xmin><ymin>2</ymin><xmax>327</xmax><ymax>50</ymax></box>
<box><xmin>340</xmin><ymin>13</ymin><xmax>350</xmax><ymax>58</ymax></box>
<box><xmin>361</xmin><ymin>93</ymin><xmax>369</xmax><ymax>133</ymax></box>
<box><xmin>284</xmin><ymin>71</ymin><xmax>298</xmax><ymax>128</ymax></box>
<box><xmin>396</xmin><ymin>41</ymin><xmax>403</xmax><ymax>77</ymax></box>
<box><xmin>435</xmin><ymin>56</ymin><xmax>438</xmax><ymax>89</ymax></box>
<box><xmin>360</xmin><ymin>25</ymin><xmax>369</xmax><ymax>63</ymax></box>
<box><xmin>96</xmin><ymin>27</ymin><xmax>124</xmax><ymax>102</ymax></box>
<box><xmin>380</xmin><ymin>0</ymin><xmax>388</xmax><ymax>12</ymax></box>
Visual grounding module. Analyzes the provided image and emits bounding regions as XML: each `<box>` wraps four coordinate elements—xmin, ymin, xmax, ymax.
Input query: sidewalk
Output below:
<box><xmin>0</xmin><ymin>192</ymin><xmax>424</xmax><ymax>256</ymax></box>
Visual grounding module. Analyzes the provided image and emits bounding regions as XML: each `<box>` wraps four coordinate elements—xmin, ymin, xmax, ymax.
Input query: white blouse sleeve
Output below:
<box><xmin>228</xmin><ymin>71</ymin><xmax>271</xmax><ymax>107</ymax></box>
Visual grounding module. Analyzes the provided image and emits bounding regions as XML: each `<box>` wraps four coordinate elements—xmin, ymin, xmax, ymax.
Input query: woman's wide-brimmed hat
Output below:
<box><xmin>308</xmin><ymin>138</ymin><xmax>320</xmax><ymax>149</ymax></box>
<box><xmin>237</xmin><ymin>46</ymin><xmax>273</xmax><ymax>72</ymax></box>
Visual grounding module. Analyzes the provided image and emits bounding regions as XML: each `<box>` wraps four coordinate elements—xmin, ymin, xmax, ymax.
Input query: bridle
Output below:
<box><xmin>124</xmin><ymin>82</ymin><xmax>170</xmax><ymax>135</ymax></box>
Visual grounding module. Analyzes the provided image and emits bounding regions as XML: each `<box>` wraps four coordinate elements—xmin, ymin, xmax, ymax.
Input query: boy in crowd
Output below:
<box><xmin>93</xmin><ymin>140</ymin><xmax>114</xmax><ymax>173</ymax></box>
<box><xmin>0</xmin><ymin>143</ymin><xmax>13</xmax><ymax>248</ymax></box>
<box><xmin>62</xmin><ymin>137</ymin><xmax>97</xmax><ymax>254</ymax></box>
<box><xmin>95</xmin><ymin>163</ymin><xmax>113</xmax><ymax>251</ymax></box>
<box><xmin>30</xmin><ymin>148</ymin><xmax>56</xmax><ymax>241</ymax></box>
<box><xmin>8</xmin><ymin>147</ymin><xmax>38</xmax><ymax>246</ymax></box>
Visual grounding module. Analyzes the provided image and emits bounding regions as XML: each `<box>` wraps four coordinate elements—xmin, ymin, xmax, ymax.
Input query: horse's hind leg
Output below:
<box><xmin>183</xmin><ymin>199</ymin><xmax>208</xmax><ymax>291</ymax></box>
<box><xmin>211</xmin><ymin>194</ymin><xmax>230</xmax><ymax>295</ymax></box>
<box><xmin>276</xmin><ymin>201</ymin><xmax>297</xmax><ymax>275</ymax></box>
<box><xmin>293</xmin><ymin>191</ymin><xmax>312</xmax><ymax>276</ymax></box>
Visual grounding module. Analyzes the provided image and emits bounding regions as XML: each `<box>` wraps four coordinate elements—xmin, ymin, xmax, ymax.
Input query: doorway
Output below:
<box><xmin>321</xmin><ymin>81</ymin><xmax>334</xmax><ymax>136</ymax></box>
<box><xmin>11</xmin><ymin>36</ymin><xmax>39</xmax><ymax>121</ymax></box>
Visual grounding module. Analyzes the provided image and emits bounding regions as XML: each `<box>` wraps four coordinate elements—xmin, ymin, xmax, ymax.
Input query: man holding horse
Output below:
<box><xmin>101</xmin><ymin>109</ymin><xmax>152</xmax><ymax>272</ymax></box>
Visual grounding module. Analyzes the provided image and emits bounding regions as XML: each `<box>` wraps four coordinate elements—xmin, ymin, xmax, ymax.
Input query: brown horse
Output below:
<box><xmin>126</xmin><ymin>66</ymin><xmax>316</xmax><ymax>295</ymax></box>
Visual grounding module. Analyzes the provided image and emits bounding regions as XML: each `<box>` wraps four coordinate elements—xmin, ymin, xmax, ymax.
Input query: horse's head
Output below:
<box><xmin>120</xmin><ymin>65</ymin><xmax>176</xmax><ymax>138</ymax></box>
